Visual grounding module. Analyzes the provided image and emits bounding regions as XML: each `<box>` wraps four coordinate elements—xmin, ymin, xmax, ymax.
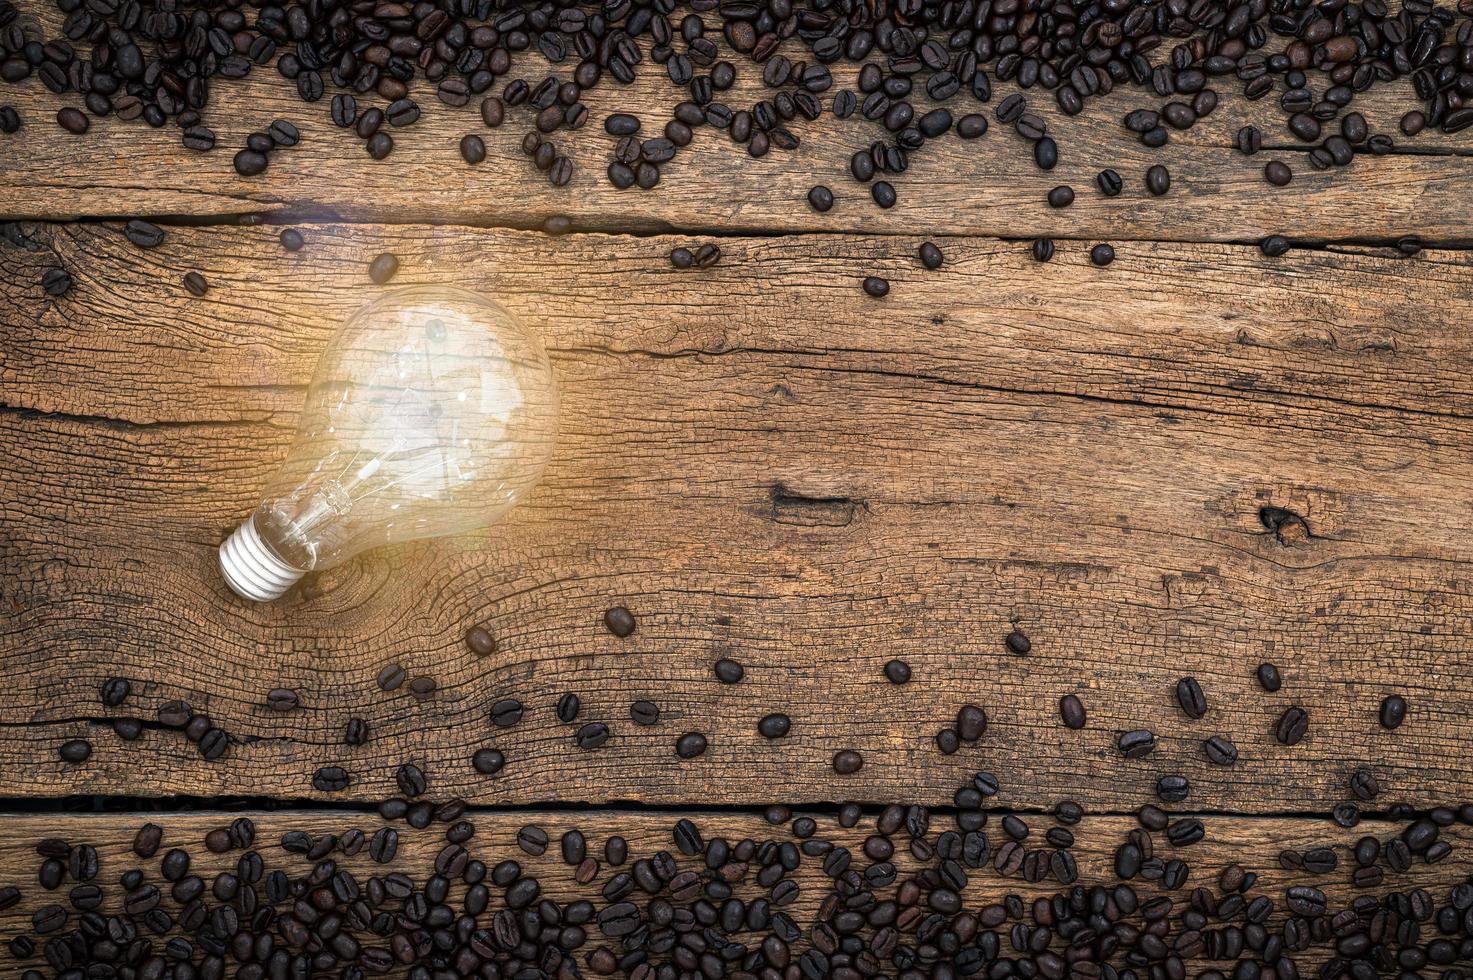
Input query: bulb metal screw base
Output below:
<box><xmin>219</xmin><ymin>519</ymin><xmax>305</xmax><ymax>602</ymax></box>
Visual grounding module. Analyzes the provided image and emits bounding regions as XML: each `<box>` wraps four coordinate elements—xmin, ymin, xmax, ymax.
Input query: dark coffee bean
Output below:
<box><xmin>368</xmin><ymin>253</ymin><xmax>399</xmax><ymax>285</ymax></box>
<box><xmin>1261</xmin><ymin>235</ymin><xmax>1291</xmax><ymax>257</ymax></box>
<box><xmin>481</xmin><ymin>98</ymin><xmax>505</xmax><ymax>128</ymax></box>
<box><xmin>279</xmin><ymin>229</ymin><xmax>305</xmax><ymax>252</ymax></box>
<box><xmin>676</xmin><ymin>732</ymin><xmax>708</xmax><ymax>758</ymax></box>
<box><xmin>1203</xmin><ymin>735</ymin><xmax>1237</xmax><ymax>765</ymax></box>
<box><xmin>1156</xmin><ymin>774</ymin><xmax>1190</xmax><ymax>802</ymax></box>
<box><xmin>555</xmin><ymin>692</ymin><xmax>581</xmax><ymax>723</ymax></box>
<box><xmin>465</xmin><ymin>626</ymin><xmax>496</xmax><ymax>657</ymax></box>
<box><xmin>1145</xmin><ymin>165</ymin><xmax>1171</xmax><ymax>196</ymax></box>
<box><xmin>472</xmin><ymin>748</ymin><xmax>505</xmax><ymax>775</ymax></box>
<box><xmin>1119</xmin><ymin>729</ymin><xmax>1156</xmax><ymax>758</ymax></box>
<box><xmin>957</xmin><ymin>114</ymin><xmax>988</xmax><ymax>138</ymax></box>
<box><xmin>1005</xmin><ymin>630</ymin><xmax>1031</xmax><ymax>654</ymax></box>
<box><xmin>1237</xmin><ymin>126</ymin><xmax>1262</xmax><ymax>155</ymax></box>
<box><xmin>366</xmin><ymin>131</ymin><xmax>393</xmax><ymax>159</ymax></box>
<box><xmin>832</xmin><ymin>750</ymin><xmax>863</xmax><ymax>774</ymax></box>
<box><xmin>670</xmin><ymin>246</ymin><xmax>694</xmax><ymax>268</ymax></box>
<box><xmin>198</xmin><ymin>728</ymin><xmax>228</xmax><ymax>760</ymax></box>
<box><xmin>344</xmin><ymin>717</ymin><xmax>368</xmax><ymax>746</ymax></box>
<box><xmin>376</xmin><ymin>663</ymin><xmax>406</xmax><ymax>691</ymax></box>
<box><xmin>884</xmin><ymin>659</ymin><xmax>911</xmax><ymax>684</ymax></box>
<box><xmin>956</xmin><ymin>704</ymin><xmax>987</xmax><ymax>741</ymax></box>
<box><xmin>233</xmin><ymin>149</ymin><xmax>269</xmax><ymax>176</ymax></box>
<box><xmin>57</xmin><ymin>107</ymin><xmax>88</xmax><ymax>134</ymax></box>
<box><xmin>1090</xmin><ymin>244</ymin><xmax>1115</xmax><ymax>266</ymax></box>
<box><xmin>0</xmin><ymin>106</ymin><xmax>18</xmax><ymax>134</ymax></box>
<box><xmin>808</xmin><ymin>185</ymin><xmax>834</xmax><ymax>212</ymax></box>
<box><xmin>58</xmin><ymin>739</ymin><xmax>91</xmax><ymax>763</ymax></box>
<box><xmin>606</xmin><ymin>113</ymin><xmax>641</xmax><ymax>135</ymax></box>
<box><xmin>1401</xmin><ymin>111</ymin><xmax>1426</xmax><ymax>136</ymax></box>
<box><xmin>312</xmin><ymin>766</ymin><xmax>350</xmax><ymax>792</ymax></box>
<box><xmin>871</xmin><ymin>181</ymin><xmax>896</xmax><ymax>209</ymax></box>
<box><xmin>1379</xmin><ymin>694</ymin><xmax>1407</xmax><ymax>729</ymax></box>
<box><xmin>1059</xmin><ymin>694</ymin><xmax>1086</xmax><ymax>729</ymax></box>
<box><xmin>1046</xmin><ymin>185</ymin><xmax>1074</xmax><ymax>208</ymax></box>
<box><xmin>1256</xmin><ymin>662</ymin><xmax>1282</xmax><ymax>691</ymax></box>
<box><xmin>490</xmin><ymin>699</ymin><xmax>524</xmax><ymax>728</ymax></box>
<box><xmin>1031</xmin><ymin>239</ymin><xmax>1055</xmax><ymax>262</ymax></box>
<box><xmin>158</xmin><ymin>700</ymin><xmax>191</xmax><ymax>727</ymax></box>
<box><xmin>123</xmin><ymin>220</ymin><xmax>164</xmax><ymax>248</ymax></box>
<box><xmin>1096</xmin><ymin>169</ymin><xmax>1123</xmax><ymax>196</ymax></box>
<box><xmin>630</xmin><ymin>700</ymin><xmax>660</xmax><ymax>725</ymax></box>
<box><xmin>180</xmin><ymin>271</ymin><xmax>208</xmax><ymax>297</ymax></box>
<box><xmin>1175</xmin><ymin>677</ymin><xmax>1206</xmax><ymax>718</ymax></box>
<box><xmin>1034</xmin><ymin>136</ymin><xmax>1058</xmax><ymax>169</ymax></box>
<box><xmin>575</xmin><ymin>722</ymin><xmax>611</xmax><ymax>750</ymax></box>
<box><xmin>918</xmin><ymin>242</ymin><xmax>944</xmax><ymax>269</ymax></box>
<box><xmin>396</xmin><ymin>762</ymin><xmax>427</xmax><ymax>797</ymax></box>
<box><xmin>1264</xmin><ymin>161</ymin><xmax>1293</xmax><ymax>186</ymax></box>
<box><xmin>113</xmin><ymin>718</ymin><xmax>143</xmax><ymax>740</ymax></box>
<box><xmin>1274</xmin><ymin>706</ymin><xmax>1309</xmax><ymax>745</ymax></box>
<box><xmin>1349</xmin><ymin>769</ymin><xmax>1379</xmax><ymax>800</ymax></box>
<box><xmin>461</xmin><ymin>133</ymin><xmax>486</xmax><ymax>164</ymax></box>
<box><xmin>694</xmin><ymin>243</ymin><xmax>720</xmax><ymax>267</ymax></box>
<box><xmin>604</xmin><ymin>606</ymin><xmax>636</xmax><ymax>637</ymax></box>
<box><xmin>862</xmin><ymin>276</ymin><xmax>890</xmax><ymax>298</ymax></box>
<box><xmin>758</xmin><ymin>713</ymin><xmax>791</xmax><ymax>739</ymax></box>
<box><xmin>714</xmin><ymin>658</ymin><xmax>744</xmax><ymax>683</ymax></box>
<box><xmin>330</xmin><ymin>93</ymin><xmax>357</xmax><ymax>127</ymax></box>
<box><xmin>41</xmin><ymin>267</ymin><xmax>72</xmax><ymax>296</ymax></box>
<box><xmin>265</xmin><ymin>688</ymin><xmax>299</xmax><ymax>711</ymax></box>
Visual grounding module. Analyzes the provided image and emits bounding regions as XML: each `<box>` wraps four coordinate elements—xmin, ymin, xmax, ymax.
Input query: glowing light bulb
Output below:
<box><xmin>219</xmin><ymin>286</ymin><xmax>559</xmax><ymax>602</ymax></box>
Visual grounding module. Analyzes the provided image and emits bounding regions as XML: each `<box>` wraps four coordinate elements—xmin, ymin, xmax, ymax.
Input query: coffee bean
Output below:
<box><xmin>279</xmin><ymin>229</ymin><xmax>305</xmax><ymax>252</ymax></box>
<box><xmin>456</xmin><ymin>754</ymin><xmax>501</xmax><ymax>790</ymax></box>
<box><xmin>1046</xmin><ymin>185</ymin><xmax>1074</xmax><ymax>208</ymax></box>
<box><xmin>1379</xmin><ymin>694</ymin><xmax>1407</xmax><ymax>729</ymax></box>
<box><xmin>1264</xmin><ymin>161</ymin><xmax>1293</xmax><ymax>186</ymax></box>
<box><xmin>871</xmin><ymin>181</ymin><xmax>897</xmax><ymax>209</ymax></box>
<box><xmin>123</xmin><ymin>220</ymin><xmax>165</xmax><ymax>248</ymax></box>
<box><xmin>1203</xmin><ymin>735</ymin><xmax>1238</xmax><ymax>765</ymax></box>
<box><xmin>1096</xmin><ymin>169</ymin><xmax>1123</xmax><ymax>196</ymax></box>
<box><xmin>832</xmin><ymin>749</ymin><xmax>863</xmax><ymax>774</ymax></box>
<box><xmin>376</xmin><ymin>663</ymin><xmax>406</xmax><ymax>691</ymax></box>
<box><xmin>862</xmin><ymin>276</ymin><xmax>890</xmax><ymax>298</ymax></box>
<box><xmin>465</xmin><ymin>626</ymin><xmax>497</xmax><ymax>656</ymax></box>
<box><xmin>1275</xmin><ymin>705</ymin><xmax>1309</xmax><ymax>745</ymax></box>
<box><xmin>694</xmin><ymin>243</ymin><xmax>720</xmax><ymax>267</ymax></box>
<box><xmin>491</xmin><ymin>699</ymin><xmax>524</xmax><ymax>728</ymax></box>
<box><xmin>41</xmin><ymin>267</ymin><xmax>72</xmax><ymax>296</ymax></box>
<box><xmin>1261</xmin><ymin>235</ymin><xmax>1291</xmax><ymax>257</ymax></box>
<box><xmin>808</xmin><ymin>185</ymin><xmax>834</xmax><ymax>212</ymax></box>
<box><xmin>956</xmin><ymin>704</ymin><xmax>986</xmax><ymax>742</ymax></box>
<box><xmin>0</xmin><ymin>106</ymin><xmax>19</xmax><ymax>134</ymax></box>
<box><xmin>1059</xmin><ymin>694</ymin><xmax>1086</xmax><ymax>729</ymax></box>
<box><xmin>57</xmin><ymin>107</ymin><xmax>88</xmax><ymax>134</ymax></box>
<box><xmin>1175</xmin><ymin>677</ymin><xmax>1206</xmax><ymax>718</ymax></box>
<box><xmin>1156</xmin><ymin>774</ymin><xmax>1190</xmax><ymax>802</ymax></box>
<box><xmin>918</xmin><ymin>242</ymin><xmax>944</xmax><ymax>269</ymax></box>
<box><xmin>1005</xmin><ymin>630</ymin><xmax>1031</xmax><ymax>655</ymax></box>
<box><xmin>1090</xmin><ymin>244</ymin><xmax>1115</xmax><ymax>266</ymax></box>
<box><xmin>58</xmin><ymin>739</ymin><xmax>91</xmax><ymax>763</ymax></box>
<box><xmin>670</xmin><ymin>246</ymin><xmax>695</xmax><ymax>268</ymax></box>
<box><xmin>676</xmin><ymin>732</ymin><xmax>708</xmax><ymax>758</ymax></box>
<box><xmin>555</xmin><ymin>692</ymin><xmax>581</xmax><ymax>724</ymax></box>
<box><xmin>368</xmin><ymin>252</ymin><xmax>399</xmax><ymax>285</ymax></box>
<box><xmin>182</xmin><ymin>271</ymin><xmax>208</xmax><ymax>296</ymax></box>
<box><xmin>233</xmin><ymin>149</ymin><xmax>269</xmax><ymax>176</ymax></box>
<box><xmin>1031</xmin><ymin>239</ymin><xmax>1055</xmax><ymax>262</ymax></box>
<box><xmin>758</xmin><ymin>713</ymin><xmax>791</xmax><ymax>738</ymax></box>
<box><xmin>481</xmin><ymin>98</ymin><xmax>505</xmax><ymax>128</ymax></box>
<box><xmin>157</xmin><ymin>700</ymin><xmax>191</xmax><ymax>727</ymax></box>
<box><xmin>1256</xmin><ymin>662</ymin><xmax>1282</xmax><ymax>691</ymax></box>
<box><xmin>198</xmin><ymin>729</ymin><xmax>228</xmax><ymax>760</ymax></box>
<box><xmin>714</xmin><ymin>658</ymin><xmax>744</xmax><ymax>683</ymax></box>
<box><xmin>113</xmin><ymin>718</ymin><xmax>142</xmax><ymax>740</ymax></box>
<box><xmin>604</xmin><ymin>606</ymin><xmax>636</xmax><ymax>637</ymax></box>
<box><xmin>606</xmin><ymin>113</ymin><xmax>641</xmax><ymax>135</ymax></box>
<box><xmin>396</xmin><ymin>762</ymin><xmax>427</xmax><ymax>797</ymax></box>
<box><xmin>576</xmin><ymin>722</ymin><xmax>611</xmax><ymax>750</ymax></box>
<box><xmin>1237</xmin><ymin>126</ymin><xmax>1262</xmax><ymax>155</ymax></box>
<box><xmin>461</xmin><ymin>133</ymin><xmax>486</xmax><ymax>164</ymax></box>
<box><xmin>884</xmin><ymin>659</ymin><xmax>912</xmax><ymax>684</ymax></box>
<box><xmin>1119</xmin><ymin>729</ymin><xmax>1157</xmax><ymax>758</ymax></box>
<box><xmin>1349</xmin><ymin>769</ymin><xmax>1379</xmax><ymax>800</ymax></box>
<box><xmin>312</xmin><ymin>766</ymin><xmax>350</xmax><ymax>791</ymax></box>
<box><xmin>344</xmin><ymin>717</ymin><xmax>368</xmax><ymax>746</ymax></box>
<box><xmin>630</xmin><ymin>700</ymin><xmax>660</xmax><ymax>725</ymax></box>
<box><xmin>956</xmin><ymin>114</ymin><xmax>988</xmax><ymax>138</ymax></box>
<box><xmin>366</xmin><ymin>131</ymin><xmax>393</xmax><ymax>159</ymax></box>
<box><xmin>1145</xmin><ymin>165</ymin><xmax>1171</xmax><ymax>196</ymax></box>
<box><xmin>265</xmin><ymin>688</ymin><xmax>299</xmax><ymax>711</ymax></box>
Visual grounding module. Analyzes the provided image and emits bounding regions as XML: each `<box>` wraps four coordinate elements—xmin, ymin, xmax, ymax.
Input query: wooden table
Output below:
<box><xmin>3</xmin><ymin>0</ymin><xmax>1473</xmax><ymax>965</ymax></box>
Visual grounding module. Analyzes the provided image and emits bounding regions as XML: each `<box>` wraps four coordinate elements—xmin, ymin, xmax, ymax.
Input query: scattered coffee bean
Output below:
<box><xmin>604</xmin><ymin>606</ymin><xmax>636</xmax><ymax>637</ymax></box>
<box><xmin>368</xmin><ymin>252</ymin><xmax>399</xmax><ymax>285</ymax></box>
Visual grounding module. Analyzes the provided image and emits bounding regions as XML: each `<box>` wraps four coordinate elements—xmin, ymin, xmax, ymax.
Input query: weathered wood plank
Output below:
<box><xmin>0</xmin><ymin>1</ymin><xmax>1469</xmax><ymax>237</ymax></box>
<box><xmin>1</xmin><ymin>223</ymin><xmax>1472</xmax><ymax>809</ymax></box>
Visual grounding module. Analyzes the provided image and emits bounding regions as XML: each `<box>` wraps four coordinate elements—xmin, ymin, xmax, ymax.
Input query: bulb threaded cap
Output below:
<box><xmin>219</xmin><ymin>518</ymin><xmax>304</xmax><ymax>602</ymax></box>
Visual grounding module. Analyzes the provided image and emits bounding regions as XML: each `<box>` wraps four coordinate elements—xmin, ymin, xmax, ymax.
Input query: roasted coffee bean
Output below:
<box><xmin>265</xmin><ymin>688</ymin><xmax>299</xmax><ymax>711</ymax></box>
<box><xmin>41</xmin><ymin>267</ymin><xmax>72</xmax><ymax>296</ymax></box>
<box><xmin>872</xmin><ymin>181</ymin><xmax>896</xmax><ymax>209</ymax></box>
<box><xmin>918</xmin><ymin>241</ymin><xmax>944</xmax><ymax>269</ymax></box>
<box><xmin>1261</xmin><ymin>235</ymin><xmax>1291</xmax><ymax>257</ymax></box>
<box><xmin>629</xmin><ymin>700</ymin><xmax>660</xmax><ymax>726</ymax></box>
<box><xmin>1031</xmin><ymin>239</ymin><xmax>1055</xmax><ymax>262</ymax></box>
<box><xmin>604</xmin><ymin>606</ymin><xmax>636</xmax><ymax>636</ymax></box>
<box><xmin>58</xmin><ymin>739</ymin><xmax>91</xmax><ymax>763</ymax></box>
<box><xmin>56</xmin><ymin>107</ymin><xmax>88</xmax><ymax>134</ymax></box>
<box><xmin>1156</xmin><ymin>774</ymin><xmax>1190</xmax><ymax>802</ymax></box>
<box><xmin>1046</xmin><ymin>185</ymin><xmax>1074</xmax><ymax>208</ymax></box>
<box><xmin>472</xmin><ymin>748</ymin><xmax>506</xmax><ymax>775</ymax></box>
<box><xmin>1264</xmin><ymin>161</ymin><xmax>1293</xmax><ymax>186</ymax></box>
<box><xmin>460</xmin><ymin>133</ymin><xmax>486</xmax><ymax>164</ymax></box>
<box><xmin>669</xmin><ymin>246</ymin><xmax>694</xmax><ymax>268</ymax></box>
<box><xmin>1059</xmin><ymin>694</ymin><xmax>1086</xmax><ymax>729</ymax></box>
<box><xmin>956</xmin><ymin>704</ymin><xmax>987</xmax><ymax>742</ymax></box>
<box><xmin>280</xmin><ymin>229</ymin><xmax>305</xmax><ymax>252</ymax></box>
<box><xmin>575</xmin><ymin>723</ymin><xmax>611</xmax><ymax>750</ymax></box>
<box><xmin>158</xmin><ymin>700</ymin><xmax>191</xmax><ymax>727</ymax></box>
<box><xmin>1096</xmin><ymin>169</ymin><xmax>1123</xmax><ymax>196</ymax></box>
<box><xmin>1256</xmin><ymin>662</ymin><xmax>1282</xmax><ymax>692</ymax></box>
<box><xmin>1379</xmin><ymin>694</ymin><xmax>1407</xmax><ymax>729</ymax></box>
<box><xmin>1119</xmin><ymin>729</ymin><xmax>1157</xmax><ymax>758</ymax></box>
<box><xmin>181</xmin><ymin>271</ymin><xmax>208</xmax><ymax>296</ymax></box>
<box><xmin>123</xmin><ymin>220</ymin><xmax>165</xmax><ymax>248</ymax></box>
<box><xmin>1175</xmin><ymin>677</ymin><xmax>1206</xmax><ymax>718</ymax></box>
<box><xmin>1204</xmin><ymin>735</ymin><xmax>1238</xmax><ymax>765</ymax></box>
<box><xmin>832</xmin><ymin>749</ymin><xmax>863</xmax><ymax>774</ymax></box>
<box><xmin>555</xmin><ymin>693</ymin><xmax>581</xmax><ymax>723</ymax></box>
<box><xmin>1145</xmin><ymin>164</ymin><xmax>1171</xmax><ymax>195</ymax></box>
<box><xmin>368</xmin><ymin>252</ymin><xmax>399</xmax><ymax>285</ymax></box>
<box><xmin>714</xmin><ymin>658</ymin><xmax>744</xmax><ymax>683</ymax></box>
<box><xmin>808</xmin><ymin>185</ymin><xmax>834</xmax><ymax>212</ymax></box>
<box><xmin>1349</xmin><ymin>769</ymin><xmax>1379</xmax><ymax>800</ymax></box>
<box><xmin>884</xmin><ymin>659</ymin><xmax>912</xmax><ymax>684</ymax></box>
<box><xmin>862</xmin><ymin>275</ymin><xmax>890</xmax><ymax>298</ymax></box>
<box><xmin>490</xmin><ymin>699</ymin><xmax>524</xmax><ymax>728</ymax></box>
<box><xmin>396</xmin><ymin>762</ymin><xmax>427</xmax><ymax>797</ymax></box>
<box><xmin>1005</xmin><ymin>630</ymin><xmax>1031</xmax><ymax>655</ymax></box>
<box><xmin>113</xmin><ymin>718</ymin><xmax>143</xmax><ymax>741</ymax></box>
<box><xmin>1237</xmin><ymin>125</ymin><xmax>1262</xmax><ymax>154</ymax></box>
<box><xmin>758</xmin><ymin>713</ymin><xmax>791</xmax><ymax>739</ymax></box>
<box><xmin>676</xmin><ymin>732</ymin><xmax>708</xmax><ymax>758</ymax></box>
<box><xmin>312</xmin><ymin>766</ymin><xmax>350</xmax><ymax>792</ymax></box>
<box><xmin>1275</xmin><ymin>706</ymin><xmax>1309</xmax><ymax>745</ymax></box>
<box><xmin>1091</xmin><ymin>244</ymin><xmax>1116</xmax><ymax>266</ymax></box>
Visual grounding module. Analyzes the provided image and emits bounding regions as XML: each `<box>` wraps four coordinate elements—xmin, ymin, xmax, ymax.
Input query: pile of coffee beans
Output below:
<box><xmin>2</xmin><ymin>0</ymin><xmax>1471</xmax><ymax>215</ymax></box>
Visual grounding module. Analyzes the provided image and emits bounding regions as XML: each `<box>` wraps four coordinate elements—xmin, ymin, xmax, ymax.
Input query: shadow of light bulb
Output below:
<box><xmin>220</xmin><ymin>286</ymin><xmax>559</xmax><ymax>602</ymax></box>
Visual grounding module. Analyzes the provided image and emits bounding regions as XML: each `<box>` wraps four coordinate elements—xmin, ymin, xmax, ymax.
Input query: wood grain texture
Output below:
<box><xmin>0</xmin><ymin>809</ymin><xmax>1462</xmax><ymax>959</ymax></box>
<box><xmin>0</xmin><ymin>1</ymin><xmax>1469</xmax><ymax>238</ymax></box>
<box><xmin>2</xmin><ymin>222</ymin><xmax>1473</xmax><ymax>810</ymax></box>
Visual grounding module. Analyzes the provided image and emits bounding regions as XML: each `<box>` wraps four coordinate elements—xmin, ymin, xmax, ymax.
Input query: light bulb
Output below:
<box><xmin>219</xmin><ymin>286</ymin><xmax>559</xmax><ymax>602</ymax></box>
